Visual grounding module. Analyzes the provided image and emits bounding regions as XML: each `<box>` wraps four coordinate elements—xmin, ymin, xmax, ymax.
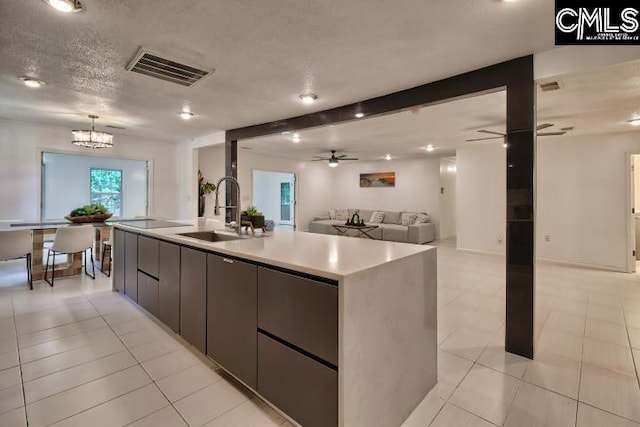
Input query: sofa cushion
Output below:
<box><xmin>382</xmin><ymin>211</ymin><xmax>401</xmax><ymax>224</ymax></box>
<box><xmin>335</xmin><ymin>208</ymin><xmax>349</xmax><ymax>220</ymax></box>
<box><xmin>414</xmin><ymin>213</ymin><xmax>430</xmax><ymax>224</ymax></box>
<box><xmin>359</xmin><ymin>210</ymin><xmax>373</xmax><ymax>222</ymax></box>
<box><xmin>400</xmin><ymin>212</ymin><xmax>417</xmax><ymax>226</ymax></box>
<box><xmin>379</xmin><ymin>224</ymin><xmax>408</xmax><ymax>243</ymax></box>
<box><xmin>369</xmin><ymin>211</ymin><xmax>385</xmax><ymax>224</ymax></box>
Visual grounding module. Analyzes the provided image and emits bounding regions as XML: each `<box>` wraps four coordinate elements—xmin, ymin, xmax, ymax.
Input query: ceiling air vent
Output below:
<box><xmin>126</xmin><ymin>49</ymin><xmax>213</xmax><ymax>87</ymax></box>
<box><xmin>539</xmin><ymin>81</ymin><xmax>561</xmax><ymax>92</ymax></box>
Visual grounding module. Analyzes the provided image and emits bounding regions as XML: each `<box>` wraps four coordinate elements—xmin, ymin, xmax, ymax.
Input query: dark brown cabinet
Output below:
<box><xmin>207</xmin><ymin>255</ymin><xmax>257</xmax><ymax>388</ymax></box>
<box><xmin>137</xmin><ymin>272</ymin><xmax>159</xmax><ymax>316</ymax></box>
<box><xmin>138</xmin><ymin>236</ymin><xmax>159</xmax><ymax>278</ymax></box>
<box><xmin>124</xmin><ymin>232</ymin><xmax>138</xmax><ymax>302</ymax></box>
<box><xmin>258</xmin><ymin>333</ymin><xmax>338</xmax><ymax>427</ymax></box>
<box><xmin>180</xmin><ymin>247</ymin><xmax>207</xmax><ymax>353</ymax></box>
<box><xmin>158</xmin><ymin>241</ymin><xmax>180</xmax><ymax>333</ymax></box>
<box><xmin>258</xmin><ymin>268</ymin><xmax>338</xmax><ymax>365</ymax></box>
<box><xmin>113</xmin><ymin>229</ymin><xmax>125</xmax><ymax>295</ymax></box>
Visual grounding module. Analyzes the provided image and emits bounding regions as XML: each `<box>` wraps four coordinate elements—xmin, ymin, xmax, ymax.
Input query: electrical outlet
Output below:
<box><xmin>544</xmin><ymin>235</ymin><xmax>551</xmax><ymax>242</ymax></box>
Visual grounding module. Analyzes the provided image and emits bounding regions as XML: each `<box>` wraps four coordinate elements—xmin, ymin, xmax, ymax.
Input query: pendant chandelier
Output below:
<box><xmin>72</xmin><ymin>115</ymin><xmax>113</xmax><ymax>149</ymax></box>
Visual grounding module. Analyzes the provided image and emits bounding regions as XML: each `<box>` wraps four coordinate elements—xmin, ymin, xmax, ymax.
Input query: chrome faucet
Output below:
<box><xmin>213</xmin><ymin>176</ymin><xmax>242</xmax><ymax>232</ymax></box>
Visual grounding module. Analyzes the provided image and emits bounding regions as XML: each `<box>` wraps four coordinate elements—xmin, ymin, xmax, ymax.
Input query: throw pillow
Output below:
<box><xmin>336</xmin><ymin>208</ymin><xmax>349</xmax><ymax>220</ymax></box>
<box><xmin>369</xmin><ymin>211</ymin><xmax>385</xmax><ymax>224</ymax></box>
<box><xmin>328</xmin><ymin>209</ymin><xmax>337</xmax><ymax>220</ymax></box>
<box><xmin>400</xmin><ymin>212</ymin><xmax>417</xmax><ymax>226</ymax></box>
<box><xmin>414</xmin><ymin>213</ymin><xmax>430</xmax><ymax>224</ymax></box>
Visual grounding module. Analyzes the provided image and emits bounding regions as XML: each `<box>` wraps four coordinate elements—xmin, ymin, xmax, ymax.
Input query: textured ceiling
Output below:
<box><xmin>0</xmin><ymin>0</ymin><xmax>554</xmax><ymax>142</ymax></box>
<box><xmin>241</xmin><ymin>60</ymin><xmax>640</xmax><ymax>161</ymax></box>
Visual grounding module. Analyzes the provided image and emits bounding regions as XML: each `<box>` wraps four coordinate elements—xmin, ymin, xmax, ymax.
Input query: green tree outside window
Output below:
<box><xmin>90</xmin><ymin>168</ymin><xmax>122</xmax><ymax>216</ymax></box>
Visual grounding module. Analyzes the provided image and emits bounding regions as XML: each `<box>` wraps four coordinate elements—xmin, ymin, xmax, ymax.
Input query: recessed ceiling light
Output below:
<box><xmin>385</xmin><ymin>154</ymin><xmax>391</xmax><ymax>161</ymax></box>
<box><xmin>180</xmin><ymin>111</ymin><xmax>194</xmax><ymax>120</ymax></box>
<box><xmin>629</xmin><ymin>118</ymin><xmax>640</xmax><ymax>126</ymax></box>
<box><xmin>20</xmin><ymin>76</ymin><xmax>45</xmax><ymax>88</ymax></box>
<box><xmin>292</xmin><ymin>136</ymin><xmax>301</xmax><ymax>143</ymax></box>
<box><xmin>503</xmin><ymin>142</ymin><xmax>508</xmax><ymax>148</ymax></box>
<box><xmin>299</xmin><ymin>94</ymin><xmax>318</xmax><ymax>104</ymax></box>
<box><xmin>44</xmin><ymin>0</ymin><xmax>83</xmax><ymax>13</ymax></box>
<box><xmin>355</xmin><ymin>113</ymin><xmax>365</xmax><ymax>118</ymax></box>
<box><xmin>425</xmin><ymin>144</ymin><xmax>435</xmax><ymax>152</ymax></box>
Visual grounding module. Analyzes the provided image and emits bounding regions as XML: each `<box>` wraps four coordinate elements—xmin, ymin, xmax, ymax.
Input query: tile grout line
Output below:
<box><xmin>84</xmin><ymin>292</ymin><xmax>194</xmax><ymax>427</ymax></box>
<box><xmin>10</xmin><ymin>290</ymin><xmax>30</xmax><ymax>426</ymax></box>
<box><xmin>574</xmin><ymin>300</ymin><xmax>587</xmax><ymax>427</ymax></box>
<box><xmin>620</xmin><ymin>301</ymin><xmax>640</xmax><ymax>395</ymax></box>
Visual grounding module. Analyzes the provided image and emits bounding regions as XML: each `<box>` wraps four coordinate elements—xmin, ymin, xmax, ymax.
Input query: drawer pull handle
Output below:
<box><xmin>223</xmin><ymin>258</ymin><xmax>234</xmax><ymax>264</ymax></box>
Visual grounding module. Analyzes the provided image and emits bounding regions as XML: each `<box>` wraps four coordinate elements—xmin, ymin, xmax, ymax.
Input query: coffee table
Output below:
<box><xmin>332</xmin><ymin>224</ymin><xmax>380</xmax><ymax>240</ymax></box>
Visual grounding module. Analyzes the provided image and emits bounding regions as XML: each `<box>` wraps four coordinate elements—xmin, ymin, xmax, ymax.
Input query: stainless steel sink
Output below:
<box><xmin>177</xmin><ymin>231</ymin><xmax>245</xmax><ymax>242</ymax></box>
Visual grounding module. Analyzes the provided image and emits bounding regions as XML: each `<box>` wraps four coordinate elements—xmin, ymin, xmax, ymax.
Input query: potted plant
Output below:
<box><xmin>65</xmin><ymin>203</ymin><xmax>112</xmax><ymax>223</ymax></box>
<box><xmin>240</xmin><ymin>205</ymin><xmax>265</xmax><ymax>228</ymax></box>
<box><xmin>198</xmin><ymin>169</ymin><xmax>216</xmax><ymax>217</ymax></box>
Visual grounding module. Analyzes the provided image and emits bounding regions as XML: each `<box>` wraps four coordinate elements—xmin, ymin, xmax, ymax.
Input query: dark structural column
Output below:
<box><xmin>225</xmin><ymin>140</ymin><xmax>238</xmax><ymax>224</ymax></box>
<box><xmin>505</xmin><ymin>56</ymin><xmax>536</xmax><ymax>359</ymax></box>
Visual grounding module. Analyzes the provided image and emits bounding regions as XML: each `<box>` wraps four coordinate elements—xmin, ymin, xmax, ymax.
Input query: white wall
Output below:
<box><xmin>439</xmin><ymin>158</ymin><xmax>457</xmax><ymax>239</ymax></box>
<box><xmin>456</xmin><ymin>132</ymin><xmax>640</xmax><ymax>271</ymax></box>
<box><xmin>330</xmin><ymin>158</ymin><xmax>442</xmax><ymax>234</ymax></box>
<box><xmin>252</xmin><ymin>170</ymin><xmax>295</xmax><ymax>225</ymax></box>
<box><xmin>42</xmin><ymin>152</ymin><xmax>148</xmax><ymax>220</ymax></box>
<box><xmin>0</xmin><ymin>119</ymin><xmax>178</xmax><ymax>221</ymax></box>
<box><xmin>537</xmin><ymin>132</ymin><xmax>640</xmax><ymax>270</ymax></box>
<box><xmin>456</xmin><ymin>144</ymin><xmax>506</xmax><ymax>254</ymax></box>
<box><xmin>197</xmin><ymin>144</ymin><xmax>332</xmax><ymax>231</ymax></box>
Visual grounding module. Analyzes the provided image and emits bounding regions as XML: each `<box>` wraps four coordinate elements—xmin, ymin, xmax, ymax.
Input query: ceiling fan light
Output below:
<box><xmin>328</xmin><ymin>159</ymin><xmax>339</xmax><ymax>167</ymax></box>
<box><xmin>20</xmin><ymin>77</ymin><xmax>45</xmax><ymax>88</ymax></box>
<box><xmin>45</xmin><ymin>0</ymin><xmax>82</xmax><ymax>13</ymax></box>
<box><xmin>299</xmin><ymin>93</ymin><xmax>318</xmax><ymax>104</ymax></box>
<box><xmin>629</xmin><ymin>118</ymin><xmax>640</xmax><ymax>126</ymax></box>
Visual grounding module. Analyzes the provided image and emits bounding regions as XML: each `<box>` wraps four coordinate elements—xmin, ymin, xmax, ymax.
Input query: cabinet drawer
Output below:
<box><xmin>258</xmin><ymin>333</ymin><xmax>337</xmax><ymax>427</ymax></box>
<box><xmin>258</xmin><ymin>268</ymin><xmax>338</xmax><ymax>366</ymax></box>
<box><xmin>138</xmin><ymin>236</ymin><xmax>159</xmax><ymax>278</ymax></box>
<box><xmin>113</xmin><ymin>229</ymin><xmax>125</xmax><ymax>295</ymax></box>
<box><xmin>137</xmin><ymin>272</ymin><xmax>159</xmax><ymax>317</ymax></box>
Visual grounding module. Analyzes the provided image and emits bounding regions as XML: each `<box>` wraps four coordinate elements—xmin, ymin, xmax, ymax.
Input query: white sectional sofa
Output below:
<box><xmin>308</xmin><ymin>209</ymin><xmax>436</xmax><ymax>244</ymax></box>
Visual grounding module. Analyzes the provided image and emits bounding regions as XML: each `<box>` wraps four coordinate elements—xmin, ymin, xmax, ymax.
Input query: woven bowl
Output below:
<box><xmin>64</xmin><ymin>213</ymin><xmax>113</xmax><ymax>223</ymax></box>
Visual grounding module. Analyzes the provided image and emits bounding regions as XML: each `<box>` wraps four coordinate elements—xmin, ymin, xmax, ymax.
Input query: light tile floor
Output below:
<box><xmin>0</xmin><ymin>239</ymin><xmax>638</xmax><ymax>426</ymax></box>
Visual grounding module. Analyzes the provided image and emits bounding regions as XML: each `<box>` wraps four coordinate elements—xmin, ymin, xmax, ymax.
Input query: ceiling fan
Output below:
<box><xmin>465</xmin><ymin>123</ymin><xmax>568</xmax><ymax>143</ymax></box>
<box><xmin>311</xmin><ymin>150</ymin><xmax>359</xmax><ymax>167</ymax></box>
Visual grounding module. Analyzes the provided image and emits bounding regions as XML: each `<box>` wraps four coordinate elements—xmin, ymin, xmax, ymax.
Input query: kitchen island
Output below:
<box><xmin>112</xmin><ymin>220</ymin><xmax>437</xmax><ymax>427</ymax></box>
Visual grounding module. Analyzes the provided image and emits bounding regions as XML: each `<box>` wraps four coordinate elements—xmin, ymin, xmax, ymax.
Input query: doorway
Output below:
<box><xmin>252</xmin><ymin>170</ymin><xmax>296</xmax><ymax>229</ymax></box>
<box><xmin>439</xmin><ymin>157</ymin><xmax>457</xmax><ymax>241</ymax></box>
<box><xmin>630</xmin><ymin>154</ymin><xmax>640</xmax><ymax>273</ymax></box>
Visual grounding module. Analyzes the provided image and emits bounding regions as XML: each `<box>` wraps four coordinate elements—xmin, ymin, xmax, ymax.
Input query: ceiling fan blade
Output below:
<box><xmin>465</xmin><ymin>136</ymin><xmax>504</xmax><ymax>142</ymax></box>
<box><xmin>340</xmin><ymin>158</ymin><xmax>359</xmax><ymax>161</ymax></box>
<box><xmin>537</xmin><ymin>132</ymin><xmax>566</xmax><ymax>136</ymax></box>
<box><xmin>336</xmin><ymin>154</ymin><xmax>350</xmax><ymax>159</ymax></box>
<box><xmin>477</xmin><ymin>129</ymin><xmax>505</xmax><ymax>136</ymax></box>
<box><xmin>311</xmin><ymin>158</ymin><xmax>330</xmax><ymax>161</ymax></box>
<box><xmin>537</xmin><ymin>123</ymin><xmax>553</xmax><ymax>131</ymax></box>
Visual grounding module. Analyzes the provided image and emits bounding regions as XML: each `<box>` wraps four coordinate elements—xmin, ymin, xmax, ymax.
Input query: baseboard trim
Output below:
<box><xmin>535</xmin><ymin>257</ymin><xmax>629</xmax><ymax>273</ymax></box>
<box><xmin>453</xmin><ymin>247</ymin><xmax>630</xmax><ymax>273</ymax></box>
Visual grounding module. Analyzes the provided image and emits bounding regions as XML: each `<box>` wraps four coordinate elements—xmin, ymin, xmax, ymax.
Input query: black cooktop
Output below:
<box><xmin>118</xmin><ymin>220</ymin><xmax>190</xmax><ymax>229</ymax></box>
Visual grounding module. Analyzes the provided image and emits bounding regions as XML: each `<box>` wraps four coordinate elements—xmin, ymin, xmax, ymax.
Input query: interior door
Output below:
<box><xmin>280</xmin><ymin>181</ymin><xmax>292</xmax><ymax>224</ymax></box>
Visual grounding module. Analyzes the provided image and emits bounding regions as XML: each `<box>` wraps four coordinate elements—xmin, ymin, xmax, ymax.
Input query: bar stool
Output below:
<box><xmin>0</xmin><ymin>229</ymin><xmax>33</xmax><ymax>289</ymax></box>
<box><xmin>101</xmin><ymin>239</ymin><xmax>112</xmax><ymax>276</ymax></box>
<box><xmin>44</xmin><ymin>225</ymin><xmax>95</xmax><ymax>287</ymax></box>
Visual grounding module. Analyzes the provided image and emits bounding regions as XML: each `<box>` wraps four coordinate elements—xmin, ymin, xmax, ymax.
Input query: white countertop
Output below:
<box><xmin>113</xmin><ymin>219</ymin><xmax>435</xmax><ymax>280</ymax></box>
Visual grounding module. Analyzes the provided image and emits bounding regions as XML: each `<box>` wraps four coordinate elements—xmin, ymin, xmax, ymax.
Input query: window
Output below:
<box><xmin>90</xmin><ymin>168</ymin><xmax>122</xmax><ymax>216</ymax></box>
